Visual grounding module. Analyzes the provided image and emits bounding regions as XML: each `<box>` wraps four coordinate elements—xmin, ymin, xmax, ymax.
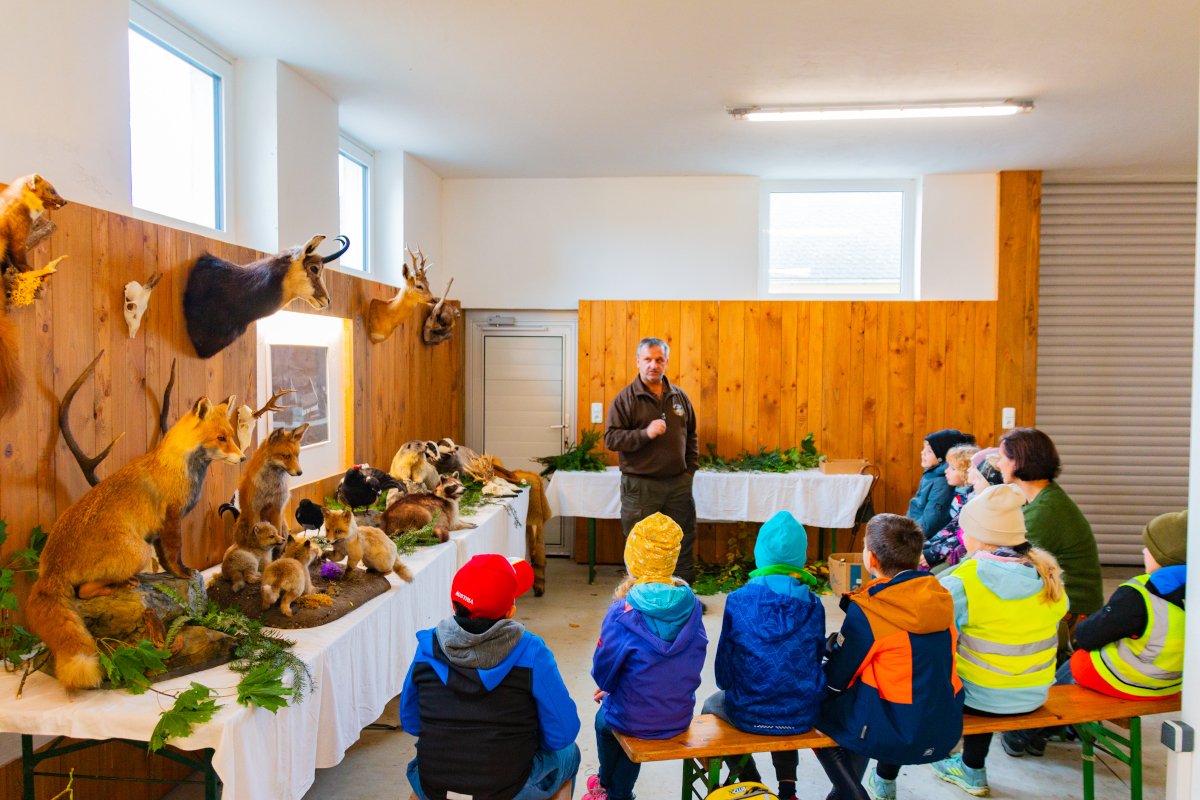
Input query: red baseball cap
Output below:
<box><xmin>451</xmin><ymin>555</ymin><xmax>535</xmax><ymax>619</ymax></box>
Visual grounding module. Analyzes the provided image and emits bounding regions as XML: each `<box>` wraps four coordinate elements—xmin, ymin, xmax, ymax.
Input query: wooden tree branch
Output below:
<box><xmin>159</xmin><ymin>358</ymin><xmax>177</xmax><ymax>438</ymax></box>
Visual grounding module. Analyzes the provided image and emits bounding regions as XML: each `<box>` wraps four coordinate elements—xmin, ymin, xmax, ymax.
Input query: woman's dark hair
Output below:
<box><xmin>452</xmin><ymin>600</ymin><xmax>472</xmax><ymax>618</ymax></box>
<box><xmin>999</xmin><ymin>427</ymin><xmax>1062</xmax><ymax>481</ymax></box>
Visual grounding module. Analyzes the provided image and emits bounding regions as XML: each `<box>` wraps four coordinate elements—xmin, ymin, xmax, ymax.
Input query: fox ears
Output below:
<box><xmin>192</xmin><ymin>396</ymin><xmax>214</xmax><ymax>420</ymax></box>
<box><xmin>292</xmin><ymin>423</ymin><xmax>310</xmax><ymax>441</ymax></box>
<box><xmin>268</xmin><ymin>423</ymin><xmax>309</xmax><ymax>443</ymax></box>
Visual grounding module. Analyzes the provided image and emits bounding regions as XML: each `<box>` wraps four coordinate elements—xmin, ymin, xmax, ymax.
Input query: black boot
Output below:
<box><xmin>815</xmin><ymin>747</ymin><xmax>870</xmax><ymax>800</ymax></box>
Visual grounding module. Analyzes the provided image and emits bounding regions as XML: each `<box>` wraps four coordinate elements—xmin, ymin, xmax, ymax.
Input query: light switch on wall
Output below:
<box><xmin>1002</xmin><ymin>407</ymin><xmax>1016</xmax><ymax>429</ymax></box>
<box><xmin>591</xmin><ymin>402</ymin><xmax>603</xmax><ymax>424</ymax></box>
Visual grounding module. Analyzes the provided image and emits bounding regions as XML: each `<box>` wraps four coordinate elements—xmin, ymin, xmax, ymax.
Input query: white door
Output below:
<box><xmin>466</xmin><ymin>312</ymin><xmax>578</xmax><ymax>556</ymax></box>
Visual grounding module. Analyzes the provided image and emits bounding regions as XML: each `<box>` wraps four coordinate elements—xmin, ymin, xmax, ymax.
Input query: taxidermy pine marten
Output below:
<box><xmin>381</xmin><ymin>473</ymin><xmax>475</xmax><ymax>543</ymax></box>
<box><xmin>0</xmin><ymin>175</ymin><xmax>67</xmax><ymax>419</ymax></box>
<box><xmin>183</xmin><ymin>235</ymin><xmax>348</xmax><ymax>359</ymax></box>
<box><xmin>234</xmin><ymin>424</ymin><xmax>308</xmax><ymax>534</ymax></box>
<box><xmin>27</xmin><ymin>397</ymin><xmax>244</xmax><ymax>692</ymax></box>
<box><xmin>295</xmin><ymin>498</ymin><xmax>325</xmax><ymax>532</ymax></box>
<box><xmin>337</xmin><ymin>464</ymin><xmax>404</xmax><ymax>510</ymax></box>
<box><xmin>322</xmin><ymin>507</ymin><xmax>413</xmax><ymax>582</ymax></box>
<box><xmin>222</xmin><ymin>521</ymin><xmax>285</xmax><ymax>593</ymax></box>
<box><xmin>260</xmin><ymin>535</ymin><xmax>321</xmax><ymax>617</ymax></box>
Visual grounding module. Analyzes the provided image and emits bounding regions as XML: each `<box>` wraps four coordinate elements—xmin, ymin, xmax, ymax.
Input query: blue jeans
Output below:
<box><xmin>596</xmin><ymin>708</ymin><xmax>641</xmax><ymax>800</ymax></box>
<box><xmin>408</xmin><ymin>743</ymin><xmax>581</xmax><ymax>800</ymax></box>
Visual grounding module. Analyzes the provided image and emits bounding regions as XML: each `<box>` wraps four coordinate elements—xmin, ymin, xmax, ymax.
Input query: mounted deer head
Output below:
<box><xmin>182</xmin><ymin>235</ymin><xmax>349</xmax><ymax>359</ymax></box>
<box><xmin>365</xmin><ymin>245</ymin><xmax>436</xmax><ymax>344</ymax></box>
<box><xmin>123</xmin><ymin>270</ymin><xmax>162</xmax><ymax>338</ymax></box>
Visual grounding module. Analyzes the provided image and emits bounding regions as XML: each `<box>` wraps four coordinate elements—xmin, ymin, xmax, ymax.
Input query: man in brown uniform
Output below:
<box><xmin>604</xmin><ymin>337</ymin><xmax>699</xmax><ymax>583</ymax></box>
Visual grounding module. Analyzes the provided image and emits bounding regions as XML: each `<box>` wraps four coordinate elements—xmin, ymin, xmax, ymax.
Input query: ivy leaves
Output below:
<box><xmin>148</xmin><ymin>683</ymin><xmax>219</xmax><ymax>753</ymax></box>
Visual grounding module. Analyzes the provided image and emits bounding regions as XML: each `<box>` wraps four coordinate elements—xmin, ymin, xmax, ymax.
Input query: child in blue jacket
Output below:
<box><xmin>701</xmin><ymin>510</ymin><xmax>825</xmax><ymax>800</ymax></box>
<box><xmin>401</xmin><ymin>555</ymin><xmax>581</xmax><ymax>800</ymax></box>
<box><xmin>908</xmin><ymin>429</ymin><xmax>974</xmax><ymax>536</ymax></box>
<box><xmin>585</xmin><ymin>513</ymin><xmax>707</xmax><ymax>800</ymax></box>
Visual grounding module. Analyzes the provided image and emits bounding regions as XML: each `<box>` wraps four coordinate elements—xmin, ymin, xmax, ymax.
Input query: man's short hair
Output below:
<box><xmin>864</xmin><ymin>514</ymin><xmax>924</xmax><ymax>576</ymax></box>
<box><xmin>637</xmin><ymin>337</ymin><xmax>669</xmax><ymax>359</ymax></box>
<box><xmin>1000</xmin><ymin>427</ymin><xmax>1062</xmax><ymax>481</ymax></box>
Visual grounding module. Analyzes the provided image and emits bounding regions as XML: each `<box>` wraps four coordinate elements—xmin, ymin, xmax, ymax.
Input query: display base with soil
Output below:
<box><xmin>206</xmin><ymin>560</ymin><xmax>391</xmax><ymax>629</ymax></box>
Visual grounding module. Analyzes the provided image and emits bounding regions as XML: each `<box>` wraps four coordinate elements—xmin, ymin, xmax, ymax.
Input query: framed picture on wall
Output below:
<box><xmin>268</xmin><ymin>344</ymin><xmax>330</xmax><ymax>444</ymax></box>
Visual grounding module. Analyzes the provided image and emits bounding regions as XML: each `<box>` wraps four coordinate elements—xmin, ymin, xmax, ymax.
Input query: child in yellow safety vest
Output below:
<box><xmin>928</xmin><ymin>484</ymin><xmax>1068</xmax><ymax>797</ymax></box>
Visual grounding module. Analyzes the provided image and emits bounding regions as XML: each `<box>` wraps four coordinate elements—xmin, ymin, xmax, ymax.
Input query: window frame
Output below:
<box><xmin>128</xmin><ymin>0</ymin><xmax>233</xmax><ymax>232</ymax></box>
<box><xmin>758</xmin><ymin>179</ymin><xmax>917</xmax><ymax>301</ymax></box>
<box><xmin>337</xmin><ymin>135</ymin><xmax>374</xmax><ymax>274</ymax></box>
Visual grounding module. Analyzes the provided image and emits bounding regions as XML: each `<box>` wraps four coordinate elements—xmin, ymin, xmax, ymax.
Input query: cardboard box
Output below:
<box><xmin>819</xmin><ymin>458</ymin><xmax>871</xmax><ymax>475</ymax></box>
<box><xmin>829</xmin><ymin>552</ymin><xmax>865</xmax><ymax>596</ymax></box>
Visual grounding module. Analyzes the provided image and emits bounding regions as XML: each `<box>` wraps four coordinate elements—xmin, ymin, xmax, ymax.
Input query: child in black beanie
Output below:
<box><xmin>907</xmin><ymin>429</ymin><xmax>974</xmax><ymax>537</ymax></box>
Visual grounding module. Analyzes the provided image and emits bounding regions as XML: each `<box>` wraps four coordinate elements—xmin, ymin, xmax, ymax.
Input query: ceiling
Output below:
<box><xmin>156</xmin><ymin>0</ymin><xmax>1199</xmax><ymax>180</ymax></box>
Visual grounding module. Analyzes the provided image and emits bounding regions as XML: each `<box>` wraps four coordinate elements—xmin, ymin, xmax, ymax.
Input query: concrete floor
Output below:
<box><xmin>166</xmin><ymin>560</ymin><xmax>1167</xmax><ymax>800</ymax></box>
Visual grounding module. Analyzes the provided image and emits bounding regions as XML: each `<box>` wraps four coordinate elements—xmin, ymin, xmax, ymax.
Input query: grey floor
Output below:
<box><xmin>166</xmin><ymin>560</ymin><xmax>1166</xmax><ymax>800</ymax></box>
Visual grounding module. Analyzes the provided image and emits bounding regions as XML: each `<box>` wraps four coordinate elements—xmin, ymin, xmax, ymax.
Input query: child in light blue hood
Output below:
<box><xmin>700</xmin><ymin>511</ymin><xmax>825</xmax><ymax>800</ymax></box>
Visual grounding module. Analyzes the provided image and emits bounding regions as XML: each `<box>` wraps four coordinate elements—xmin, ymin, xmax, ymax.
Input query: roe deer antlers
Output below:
<box><xmin>60</xmin><ymin>351</ymin><xmax>125</xmax><ymax>487</ymax></box>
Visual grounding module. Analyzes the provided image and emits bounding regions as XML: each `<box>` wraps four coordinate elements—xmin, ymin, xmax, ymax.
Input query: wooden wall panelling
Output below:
<box><xmin>996</xmin><ymin>170</ymin><xmax>1042</xmax><ymax>432</ymax></box>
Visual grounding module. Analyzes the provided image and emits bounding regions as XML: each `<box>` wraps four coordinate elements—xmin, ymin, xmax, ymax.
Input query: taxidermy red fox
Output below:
<box><xmin>260</xmin><ymin>535</ymin><xmax>321</xmax><ymax>617</ymax></box>
<box><xmin>322</xmin><ymin>507</ymin><xmax>413</xmax><ymax>582</ymax></box>
<box><xmin>0</xmin><ymin>174</ymin><xmax>67</xmax><ymax>419</ymax></box>
<box><xmin>221</xmin><ymin>521</ymin><xmax>285</xmax><ymax>593</ymax></box>
<box><xmin>381</xmin><ymin>473</ymin><xmax>475</xmax><ymax>543</ymax></box>
<box><xmin>232</xmin><ymin>423</ymin><xmax>308</xmax><ymax>534</ymax></box>
<box><xmin>27</xmin><ymin>397</ymin><xmax>245</xmax><ymax>692</ymax></box>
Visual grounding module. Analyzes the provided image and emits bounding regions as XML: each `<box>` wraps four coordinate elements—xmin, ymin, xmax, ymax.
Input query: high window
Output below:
<box><xmin>128</xmin><ymin>3</ymin><xmax>230</xmax><ymax>230</ymax></box>
<box><xmin>338</xmin><ymin>136</ymin><xmax>373</xmax><ymax>272</ymax></box>
<box><xmin>760</xmin><ymin>180</ymin><xmax>916</xmax><ymax>299</ymax></box>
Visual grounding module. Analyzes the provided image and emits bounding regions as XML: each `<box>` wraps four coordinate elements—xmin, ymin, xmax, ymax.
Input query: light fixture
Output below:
<box><xmin>727</xmin><ymin>99</ymin><xmax>1033</xmax><ymax>121</ymax></box>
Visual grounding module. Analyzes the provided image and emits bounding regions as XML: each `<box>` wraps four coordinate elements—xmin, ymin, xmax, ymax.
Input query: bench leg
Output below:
<box><xmin>1129</xmin><ymin>717</ymin><xmax>1142</xmax><ymax>800</ymax></box>
<box><xmin>1081</xmin><ymin>730</ymin><xmax>1095</xmax><ymax>800</ymax></box>
<box><xmin>1078</xmin><ymin>717</ymin><xmax>1144</xmax><ymax>800</ymax></box>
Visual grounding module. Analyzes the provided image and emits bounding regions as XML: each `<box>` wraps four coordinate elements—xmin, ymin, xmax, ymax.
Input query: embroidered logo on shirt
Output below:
<box><xmin>672</xmin><ymin>402</ymin><xmax>684</xmax><ymax>416</ymax></box>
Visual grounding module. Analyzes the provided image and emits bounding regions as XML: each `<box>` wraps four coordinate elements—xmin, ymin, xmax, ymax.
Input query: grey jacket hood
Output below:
<box><xmin>435</xmin><ymin>617</ymin><xmax>526</xmax><ymax>670</ymax></box>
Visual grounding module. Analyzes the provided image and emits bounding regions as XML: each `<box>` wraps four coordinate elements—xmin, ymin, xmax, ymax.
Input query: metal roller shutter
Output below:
<box><xmin>1037</xmin><ymin>182</ymin><xmax>1195</xmax><ymax>564</ymax></box>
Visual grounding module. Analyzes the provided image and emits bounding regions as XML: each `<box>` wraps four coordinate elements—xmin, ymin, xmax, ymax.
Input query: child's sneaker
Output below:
<box><xmin>1000</xmin><ymin>730</ymin><xmax>1029</xmax><ymax>757</ymax></box>
<box><xmin>866</xmin><ymin>769</ymin><xmax>897</xmax><ymax>800</ymax></box>
<box><xmin>581</xmin><ymin>775</ymin><xmax>608</xmax><ymax>800</ymax></box>
<box><xmin>777</xmin><ymin>780</ymin><xmax>797</xmax><ymax>800</ymax></box>
<box><xmin>929</xmin><ymin>753</ymin><xmax>990</xmax><ymax>797</ymax></box>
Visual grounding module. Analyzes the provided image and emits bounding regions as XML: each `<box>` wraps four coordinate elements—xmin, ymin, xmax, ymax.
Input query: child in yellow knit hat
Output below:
<box><xmin>585</xmin><ymin>513</ymin><xmax>707</xmax><ymax>800</ymax></box>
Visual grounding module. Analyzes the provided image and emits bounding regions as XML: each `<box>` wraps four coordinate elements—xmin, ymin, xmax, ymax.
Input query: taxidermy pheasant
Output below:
<box><xmin>337</xmin><ymin>464</ymin><xmax>405</xmax><ymax>511</ymax></box>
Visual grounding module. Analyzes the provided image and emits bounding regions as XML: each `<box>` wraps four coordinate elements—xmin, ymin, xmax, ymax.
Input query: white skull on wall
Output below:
<box><xmin>123</xmin><ymin>271</ymin><xmax>162</xmax><ymax>338</ymax></box>
<box><xmin>236</xmin><ymin>404</ymin><xmax>255</xmax><ymax>451</ymax></box>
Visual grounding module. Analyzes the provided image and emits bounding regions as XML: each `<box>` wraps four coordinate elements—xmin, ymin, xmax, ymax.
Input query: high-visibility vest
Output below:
<box><xmin>1089</xmin><ymin>574</ymin><xmax>1184</xmax><ymax>698</ymax></box>
<box><xmin>954</xmin><ymin>558</ymin><xmax>1067</xmax><ymax>690</ymax></box>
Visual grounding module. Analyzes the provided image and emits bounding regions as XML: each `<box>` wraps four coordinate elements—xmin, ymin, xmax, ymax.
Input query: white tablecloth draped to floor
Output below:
<box><xmin>545</xmin><ymin>466</ymin><xmax>872</xmax><ymax>528</ymax></box>
<box><xmin>0</xmin><ymin>490</ymin><xmax>529</xmax><ymax>800</ymax></box>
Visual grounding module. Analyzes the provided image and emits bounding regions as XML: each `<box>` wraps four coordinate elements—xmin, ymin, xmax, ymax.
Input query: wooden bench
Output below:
<box><xmin>409</xmin><ymin>779</ymin><xmax>572</xmax><ymax>800</ymax></box>
<box><xmin>615</xmin><ymin>685</ymin><xmax>1181</xmax><ymax>800</ymax></box>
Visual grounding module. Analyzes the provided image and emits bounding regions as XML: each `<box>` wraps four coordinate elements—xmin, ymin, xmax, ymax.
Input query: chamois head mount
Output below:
<box><xmin>366</xmin><ymin>245</ymin><xmax>436</xmax><ymax>344</ymax></box>
<box><xmin>183</xmin><ymin>235</ymin><xmax>349</xmax><ymax>359</ymax></box>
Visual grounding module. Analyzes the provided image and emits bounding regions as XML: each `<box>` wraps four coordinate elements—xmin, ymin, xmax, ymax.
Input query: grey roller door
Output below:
<box><xmin>1038</xmin><ymin>182</ymin><xmax>1195</xmax><ymax>564</ymax></box>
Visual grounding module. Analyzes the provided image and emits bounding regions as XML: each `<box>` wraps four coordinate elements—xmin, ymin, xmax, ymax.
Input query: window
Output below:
<box><xmin>338</xmin><ymin>136</ymin><xmax>373</xmax><ymax>272</ymax></box>
<box><xmin>128</xmin><ymin>2</ymin><xmax>230</xmax><ymax>230</ymax></box>
<box><xmin>760</xmin><ymin>180</ymin><xmax>916</xmax><ymax>299</ymax></box>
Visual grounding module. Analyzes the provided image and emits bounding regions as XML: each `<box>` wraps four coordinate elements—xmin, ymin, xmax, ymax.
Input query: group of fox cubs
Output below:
<box><xmin>220</xmin><ymin>433</ymin><xmax>474</xmax><ymax>616</ymax></box>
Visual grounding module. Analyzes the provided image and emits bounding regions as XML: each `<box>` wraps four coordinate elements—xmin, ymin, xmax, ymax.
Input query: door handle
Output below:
<box><xmin>549</xmin><ymin>424</ymin><xmax>567</xmax><ymax>429</ymax></box>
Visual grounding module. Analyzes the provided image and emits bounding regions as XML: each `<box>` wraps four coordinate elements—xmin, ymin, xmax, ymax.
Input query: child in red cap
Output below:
<box><xmin>401</xmin><ymin>554</ymin><xmax>581</xmax><ymax>800</ymax></box>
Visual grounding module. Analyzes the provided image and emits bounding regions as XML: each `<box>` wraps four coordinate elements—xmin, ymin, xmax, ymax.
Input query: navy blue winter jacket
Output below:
<box><xmin>714</xmin><ymin>575</ymin><xmax>826</xmax><ymax>735</ymax></box>
<box><xmin>907</xmin><ymin>462</ymin><xmax>954</xmax><ymax>537</ymax></box>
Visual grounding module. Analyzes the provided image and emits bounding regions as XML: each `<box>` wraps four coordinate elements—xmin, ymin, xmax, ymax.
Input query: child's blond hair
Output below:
<box><xmin>614</xmin><ymin>573</ymin><xmax>687</xmax><ymax>600</ymax></box>
<box><xmin>946</xmin><ymin>444</ymin><xmax>980</xmax><ymax>482</ymax></box>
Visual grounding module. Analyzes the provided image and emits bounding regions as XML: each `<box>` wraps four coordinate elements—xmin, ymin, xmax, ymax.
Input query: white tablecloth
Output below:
<box><xmin>0</xmin><ymin>491</ymin><xmax>529</xmax><ymax>800</ymax></box>
<box><xmin>546</xmin><ymin>467</ymin><xmax>872</xmax><ymax>529</ymax></box>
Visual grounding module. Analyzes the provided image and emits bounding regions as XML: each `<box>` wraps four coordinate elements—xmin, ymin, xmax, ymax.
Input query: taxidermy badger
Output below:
<box><xmin>183</xmin><ymin>234</ymin><xmax>349</xmax><ymax>359</ymax></box>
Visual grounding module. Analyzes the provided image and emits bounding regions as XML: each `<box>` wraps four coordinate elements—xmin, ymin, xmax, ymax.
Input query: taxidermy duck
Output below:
<box><xmin>337</xmin><ymin>464</ymin><xmax>405</xmax><ymax>511</ymax></box>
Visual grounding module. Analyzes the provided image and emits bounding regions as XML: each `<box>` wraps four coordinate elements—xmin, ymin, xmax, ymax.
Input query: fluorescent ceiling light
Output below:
<box><xmin>728</xmin><ymin>99</ymin><xmax>1033</xmax><ymax>121</ymax></box>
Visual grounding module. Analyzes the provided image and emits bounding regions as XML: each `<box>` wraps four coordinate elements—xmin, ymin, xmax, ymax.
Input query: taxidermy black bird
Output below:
<box><xmin>295</xmin><ymin>499</ymin><xmax>325</xmax><ymax>531</ymax></box>
<box><xmin>336</xmin><ymin>464</ymin><xmax>405</xmax><ymax>511</ymax></box>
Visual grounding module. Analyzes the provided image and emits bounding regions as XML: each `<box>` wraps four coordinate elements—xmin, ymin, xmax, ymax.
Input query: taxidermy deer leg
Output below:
<box><xmin>154</xmin><ymin>507</ymin><xmax>190</xmax><ymax>579</ymax></box>
<box><xmin>528</xmin><ymin>523</ymin><xmax>546</xmax><ymax>597</ymax></box>
<box><xmin>77</xmin><ymin>577</ymin><xmax>139</xmax><ymax>599</ymax></box>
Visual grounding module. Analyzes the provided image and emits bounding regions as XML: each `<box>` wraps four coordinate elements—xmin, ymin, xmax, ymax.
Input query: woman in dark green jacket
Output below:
<box><xmin>998</xmin><ymin>427</ymin><xmax>1104</xmax><ymax>666</ymax></box>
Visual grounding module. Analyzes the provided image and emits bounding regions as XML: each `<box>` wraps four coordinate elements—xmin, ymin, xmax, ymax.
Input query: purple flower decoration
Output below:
<box><xmin>320</xmin><ymin>561</ymin><xmax>345</xmax><ymax>580</ymax></box>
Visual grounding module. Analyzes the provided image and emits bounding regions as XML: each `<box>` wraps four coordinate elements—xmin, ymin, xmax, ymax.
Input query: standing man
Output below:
<box><xmin>604</xmin><ymin>337</ymin><xmax>700</xmax><ymax>584</ymax></box>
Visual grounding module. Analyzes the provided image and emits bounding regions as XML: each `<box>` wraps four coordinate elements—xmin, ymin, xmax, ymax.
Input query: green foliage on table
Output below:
<box><xmin>148</xmin><ymin>682</ymin><xmax>219</xmax><ymax>753</ymax></box>
<box><xmin>0</xmin><ymin>520</ymin><xmax>49</xmax><ymax>673</ymax></box>
<box><xmin>698</xmin><ymin>434</ymin><xmax>821</xmax><ymax>473</ymax></box>
<box><xmin>691</xmin><ymin>523</ymin><xmax>830</xmax><ymax>596</ymax></box>
<box><xmin>534</xmin><ymin>428</ymin><xmax>607</xmax><ymax>476</ymax></box>
<box><xmin>235</xmin><ymin>663</ymin><xmax>295</xmax><ymax>713</ymax></box>
<box><xmin>98</xmin><ymin>639</ymin><xmax>171</xmax><ymax>695</ymax></box>
<box><xmin>389</xmin><ymin>512</ymin><xmax>445</xmax><ymax>555</ymax></box>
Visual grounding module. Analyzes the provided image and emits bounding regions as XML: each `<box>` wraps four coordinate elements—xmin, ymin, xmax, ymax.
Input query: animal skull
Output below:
<box><xmin>123</xmin><ymin>271</ymin><xmax>162</xmax><ymax>338</ymax></box>
<box><xmin>235</xmin><ymin>404</ymin><xmax>255</xmax><ymax>451</ymax></box>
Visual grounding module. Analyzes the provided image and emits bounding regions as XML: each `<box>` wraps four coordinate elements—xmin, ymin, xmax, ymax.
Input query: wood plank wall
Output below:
<box><xmin>576</xmin><ymin>170</ymin><xmax>1041</xmax><ymax>564</ymax></box>
<box><xmin>0</xmin><ymin>195</ymin><xmax>462</xmax><ymax>798</ymax></box>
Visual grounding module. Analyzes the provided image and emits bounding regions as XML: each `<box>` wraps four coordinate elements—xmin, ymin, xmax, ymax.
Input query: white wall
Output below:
<box><xmin>0</xmin><ymin>0</ymin><xmax>133</xmax><ymax>212</ymax></box>
<box><xmin>442</xmin><ymin>174</ymin><xmax>998</xmax><ymax>308</ymax></box>
<box><xmin>404</xmin><ymin>153</ymin><xmax>444</xmax><ymax>288</ymax></box>
<box><xmin>233</xmin><ymin>58</ymin><xmax>279</xmax><ymax>253</ymax></box>
<box><xmin>275</xmin><ymin>62</ymin><xmax>340</xmax><ymax>253</ymax></box>
<box><xmin>372</xmin><ymin>151</ymin><xmax>444</xmax><ymax>290</ymax></box>
<box><xmin>918</xmin><ymin>173</ymin><xmax>999</xmax><ymax>300</ymax></box>
<box><xmin>442</xmin><ymin>176</ymin><xmax>760</xmax><ymax>309</ymax></box>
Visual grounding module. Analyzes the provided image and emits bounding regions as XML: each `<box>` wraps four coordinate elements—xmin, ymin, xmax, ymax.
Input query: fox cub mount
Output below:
<box><xmin>26</xmin><ymin>396</ymin><xmax>246</xmax><ymax>693</ymax></box>
<box><xmin>0</xmin><ymin>174</ymin><xmax>68</xmax><ymax>419</ymax></box>
<box><xmin>183</xmin><ymin>234</ymin><xmax>349</xmax><ymax>359</ymax></box>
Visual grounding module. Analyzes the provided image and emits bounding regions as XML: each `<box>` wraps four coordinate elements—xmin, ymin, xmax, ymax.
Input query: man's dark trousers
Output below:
<box><xmin>619</xmin><ymin>472</ymin><xmax>696</xmax><ymax>584</ymax></box>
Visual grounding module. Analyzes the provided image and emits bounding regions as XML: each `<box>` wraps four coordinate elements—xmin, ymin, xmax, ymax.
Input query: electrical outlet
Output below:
<box><xmin>1002</xmin><ymin>407</ymin><xmax>1016</xmax><ymax>429</ymax></box>
<box><xmin>591</xmin><ymin>402</ymin><xmax>603</xmax><ymax>424</ymax></box>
